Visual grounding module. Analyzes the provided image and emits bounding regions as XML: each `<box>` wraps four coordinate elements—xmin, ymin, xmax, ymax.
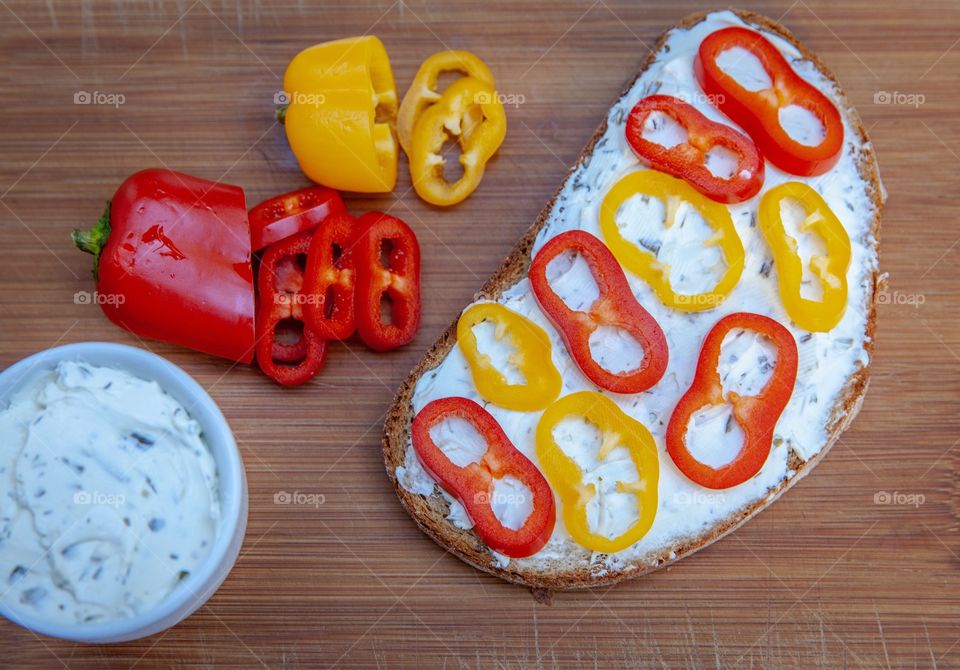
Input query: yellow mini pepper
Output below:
<box><xmin>409</xmin><ymin>76</ymin><xmax>506</xmax><ymax>207</ymax></box>
<box><xmin>457</xmin><ymin>302</ymin><xmax>561</xmax><ymax>412</ymax></box>
<box><xmin>281</xmin><ymin>36</ymin><xmax>398</xmax><ymax>193</ymax></box>
<box><xmin>599</xmin><ymin>170</ymin><xmax>744</xmax><ymax>312</ymax></box>
<box><xmin>397</xmin><ymin>50</ymin><xmax>495</xmax><ymax>155</ymax></box>
<box><xmin>536</xmin><ymin>392</ymin><xmax>659</xmax><ymax>554</ymax></box>
<box><xmin>759</xmin><ymin>181</ymin><xmax>851</xmax><ymax>331</ymax></box>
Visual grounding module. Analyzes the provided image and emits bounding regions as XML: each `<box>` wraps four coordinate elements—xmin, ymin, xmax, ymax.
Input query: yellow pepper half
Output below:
<box><xmin>457</xmin><ymin>302</ymin><xmax>561</xmax><ymax>412</ymax></box>
<box><xmin>397</xmin><ymin>50</ymin><xmax>495</xmax><ymax>155</ymax></box>
<box><xmin>536</xmin><ymin>392</ymin><xmax>659</xmax><ymax>554</ymax></box>
<box><xmin>409</xmin><ymin>77</ymin><xmax>506</xmax><ymax>207</ymax></box>
<box><xmin>599</xmin><ymin>170</ymin><xmax>745</xmax><ymax>312</ymax></box>
<box><xmin>282</xmin><ymin>36</ymin><xmax>398</xmax><ymax>193</ymax></box>
<box><xmin>759</xmin><ymin>181</ymin><xmax>851</xmax><ymax>331</ymax></box>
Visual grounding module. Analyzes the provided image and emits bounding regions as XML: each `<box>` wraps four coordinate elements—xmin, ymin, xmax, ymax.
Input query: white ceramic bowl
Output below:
<box><xmin>0</xmin><ymin>342</ymin><xmax>248</xmax><ymax>643</ymax></box>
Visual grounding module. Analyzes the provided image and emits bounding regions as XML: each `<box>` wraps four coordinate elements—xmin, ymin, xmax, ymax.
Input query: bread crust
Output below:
<box><xmin>382</xmin><ymin>8</ymin><xmax>884</xmax><ymax>590</ymax></box>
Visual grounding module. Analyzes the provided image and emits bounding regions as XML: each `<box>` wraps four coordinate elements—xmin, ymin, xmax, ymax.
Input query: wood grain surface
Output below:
<box><xmin>0</xmin><ymin>0</ymin><xmax>957</xmax><ymax>667</ymax></box>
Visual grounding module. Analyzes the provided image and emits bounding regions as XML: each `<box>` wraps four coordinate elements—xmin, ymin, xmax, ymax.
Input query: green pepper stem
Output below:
<box><xmin>72</xmin><ymin>201</ymin><xmax>111</xmax><ymax>279</ymax></box>
<box><xmin>275</xmin><ymin>104</ymin><xmax>288</xmax><ymax>124</ymax></box>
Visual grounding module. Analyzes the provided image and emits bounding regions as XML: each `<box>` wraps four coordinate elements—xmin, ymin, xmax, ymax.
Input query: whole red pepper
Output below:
<box><xmin>529</xmin><ymin>230</ymin><xmax>668</xmax><ymax>394</ymax></box>
<box><xmin>72</xmin><ymin>168</ymin><xmax>256</xmax><ymax>363</ymax></box>
<box><xmin>352</xmin><ymin>212</ymin><xmax>421</xmax><ymax>352</ymax></box>
<box><xmin>625</xmin><ymin>94</ymin><xmax>764</xmax><ymax>203</ymax></box>
<box><xmin>412</xmin><ymin>396</ymin><xmax>556</xmax><ymax>558</ymax></box>
<box><xmin>666</xmin><ymin>312</ymin><xmax>798</xmax><ymax>489</ymax></box>
<box><xmin>255</xmin><ymin>230</ymin><xmax>328</xmax><ymax>386</ymax></box>
<box><xmin>303</xmin><ymin>211</ymin><xmax>357</xmax><ymax>341</ymax></box>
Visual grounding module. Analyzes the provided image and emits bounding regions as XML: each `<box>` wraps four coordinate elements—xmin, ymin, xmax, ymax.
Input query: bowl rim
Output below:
<box><xmin>0</xmin><ymin>342</ymin><xmax>247</xmax><ymax>643</ymax></box>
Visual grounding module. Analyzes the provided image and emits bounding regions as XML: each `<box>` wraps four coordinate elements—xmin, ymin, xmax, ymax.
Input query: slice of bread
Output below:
<box><xmin>382</xmin><ymin>8</ymin><xmax>884</xmax><ymax>590</ymax></box>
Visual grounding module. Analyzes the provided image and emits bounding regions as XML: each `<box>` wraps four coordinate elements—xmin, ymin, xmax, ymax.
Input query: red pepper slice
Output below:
<box><xmin>72</xmin><ymin>168</ymin><xmax>256</xmax><ymax>363</ymax></box>
<box><xmin>303</xmin><ymin>211</ymin><xmax>357</xmax><ymax>341</ymax></box>
<box><xmin>353</xmin><ymin>212</ymin><xmax>421</xmax><ymax>352</ymax></box>
<box><xmin>529</xmin><ymin>230</ymin><xmax>668</xmax><ymax>394</ymax></box>
<box><xmin>255</xmin><ymin>230</ymin><xmax>327</xmax><ymax>386</ymax></box>
<box><xmin>666</xmin><ymin>312</ymin><xmax>798</xmax><ymax>489</ymax></box>
<box><xmin>412</xmin><ymin>396</ymin><xmax>556</xmax><ymax>558</ymax></box>
<box><xmin>248</xmin><ymin>185</ymin><xmax>348</xmax><ymax>251</ymax></box>
<box><xmin>625</xmin><ymin>94</ymin><xmax>764</xmax><ymax>203</ymax></box>
<box><xmin>695</xmin><ymin>26</ymin><xmax>843</xmax><ymax>177</ymax></box>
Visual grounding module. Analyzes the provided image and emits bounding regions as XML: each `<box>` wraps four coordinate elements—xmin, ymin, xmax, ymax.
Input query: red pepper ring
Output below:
<box><xmin>255</xmin><ymin>230</ymin><xmax>328</xmax><ymax>386</ymax></box>
<box><xmin>249</xmin><ymin>185</ymin><xmax>348</xmax><ymax>251</ymax></box>
<box><xmin>625</xmin><ymin>94</ymin><xmax>764</xmax><ymax>203</ymax></box>
<box><xmin>529</xmin><ymin>230</ymin><xmax>668</xmax><ymax>394</ymax></box>
<box><xmin>303</xmin><ymin>211</ymin><xmax>357</xmax><ymax>341</ymax></box>
<box><xmin>412</xmin><ymin>396</ymin><xmax>556</xmax><ymax>558</ymax></box>
<box><xmin>695</xmin><ymin>26</ymin><xmax>843</xmax><ymax>177</ymax></box>
<box><xmin>666</xmin><ymin>312</ymin><xmax>798</xmax><ymax>490</ymax></box>
<box><xmin>353</xmin><ymin>212</ymin><xmax>421</xmax><ymax>352</ymax></box>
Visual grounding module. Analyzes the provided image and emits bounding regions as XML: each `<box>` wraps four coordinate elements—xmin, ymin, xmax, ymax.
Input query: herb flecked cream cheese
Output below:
<box><xmin>0</xmin><ymin>361</ymin><xmax>221</xmax><ymax>624</ymax></box>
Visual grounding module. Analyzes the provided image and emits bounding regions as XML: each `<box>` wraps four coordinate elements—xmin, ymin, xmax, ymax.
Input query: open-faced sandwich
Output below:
<box><xmin>383</xmin><ymin>8</ymin><xmax>884</xmax><ymax>589</ymax></box>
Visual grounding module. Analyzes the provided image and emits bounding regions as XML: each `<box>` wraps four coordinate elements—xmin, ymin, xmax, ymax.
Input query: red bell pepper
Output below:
<box><xmin>625</xmin><ymin>94</ymin><xmax>764</xmax><ymax>203</ymax></box>
<box><xmin>303</xmin><ymin>211</ymin><xmax>357</xmax><ymax>341</ymax></box>
<box><xmin>353</xmin><ymin>212</ymin><xmax>421</xmax><ymax>352</ymax></box>
<box><xmin>72</xmin><ymin>168</ymin><xmax>256</xmax><ymax>363</ymax></box>
<box><xmin>412</xmin><ymin>396</ymin><xmax>556</xmax><ymax>558</ymax></box>
<box><xmin>695</xmin><ymin>26</ymin><xmax>843</xmax><ymax>177</ymax></box>
<box><xmin>529</xmin><ymin>230</ymin><xmax>668</xmax><ymax>394</ymax></box>
<box><xmin>666</xmin><ymin>312</ymin><xmax>798</xmax><ymax>489</ymax></box>
<box><xmin>255</xmin><ymin>230</ymin><xmax>327</xmax><ymax>386</ymax></box>
<box><xmin>248</xmin><ymin>185</ymin><xmax>348</xmax><ymax>252</ymax></box>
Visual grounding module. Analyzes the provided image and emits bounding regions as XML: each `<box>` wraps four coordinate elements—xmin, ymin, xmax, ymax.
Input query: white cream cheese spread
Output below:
<box><xmin>0</xmin><ymin>361</ymin><xmax>221</xmax><ymax>624</ymax></box>
<box><xmin>398</xmin><ymin>10</ymin><xmax>879</xmax><ymax>574</ymax></box>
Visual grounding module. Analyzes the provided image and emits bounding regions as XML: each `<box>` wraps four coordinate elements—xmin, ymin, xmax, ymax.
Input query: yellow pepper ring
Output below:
<box><xmin>535</xmin><ymin>391</ymin><xmax>659</xmax><ymax>554</ymax></box>
<box><xmin>457</xmin><ymin>302</ymin><xmax>562</xmax><ymax>412</ymax></box>
<box><xmin>759</xmin><ymin>181</ymin><xmax>851</xmax><ymax>332</ymax></box>
<box><xmin>282</xmin><ymin>35</ymin><xmax>399</xmax><ymax>193</ymax></box>
<box><xmin>599</xmin><ymin>170</ymin><xmax>745</xmax><ymax>312</ymax></box>
<box><xmin>397</xmin><ymin>50</ymin><xmax>495</xmax><ymax>155</ymax></box>
<box><xmin>409</xmin><ymin>76</ymin><xmax>506</xmax><ymax>207</ymax></box>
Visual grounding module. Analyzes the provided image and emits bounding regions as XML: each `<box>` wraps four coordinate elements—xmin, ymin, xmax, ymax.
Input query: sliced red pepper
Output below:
<box><xmin>353</xmin><ymin>212</ymin><xmax>421</xmax><ymax>352</ymax></box>
<box><xmin>248</xmin><ymin>185</ymin><xmax>348</xmax><ymax>251</ymax></box>
<box><xmin>412</xmin><ymin>396</ymin><xmax>556</xmax><ymax>558</ymax></box>
<box><xmin>72</xmin><ymin>168</ymin><xmax>256</xmax><ymax>363</ymax></box>
<box><xmin>255</xmin><ymin>230</ymin><xmax>327</xmax><ymax>386</ymax></box>
<box><xmin>625</xmin><ymin>94</ymin><xmax>764</xmax><ymax>203</ymax></box>
<box><xmin>529</xmin><ymin>230</ymin><xmax>668</xmax><ymax>394</ymax></box>
<box><xmin>695</xmin><ymin>26</ymin><xmax>843</xmax><ymax>177</ymax></box>
<box><xmin>666</xmin><ymin>312</ymin><xmax>798</xmax><ymax>489</ymax></box>
<box><xmin>303</xmin><ymin>211</ymin><xmax>357</xmax><ymax>341</ymax></box>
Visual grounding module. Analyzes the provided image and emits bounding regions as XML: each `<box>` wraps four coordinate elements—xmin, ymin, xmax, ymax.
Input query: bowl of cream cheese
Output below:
<box><xmin>0</xmin><ymin>342</ymin><xmax>248</xmax><ymax>643</ymax></box>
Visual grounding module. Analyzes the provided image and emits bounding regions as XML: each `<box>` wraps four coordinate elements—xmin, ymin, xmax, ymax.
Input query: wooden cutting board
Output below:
<box><xmin>1</xmin><ymin>0</ymin><xmax>957</xmax><ymax>667</ymax></box>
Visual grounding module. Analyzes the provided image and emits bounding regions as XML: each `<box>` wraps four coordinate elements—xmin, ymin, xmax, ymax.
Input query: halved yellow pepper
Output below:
<box><xmin>281</xmin><ymin>36</ymin><xmax>398</xmax><ymax>192</ymax></box>
<box><xmin>599</xmin><ymin>170</ymin><xmax>745</xmax><ymax>311</ymax></box>
<box><xmin>536</xmin><ymin>392</ymin><xmax>659</xmax><ymax>554</ymax></box>
<box><xmin>397</xmin><ymin>50</ymin><xmax>494</xmax><ymax>155</ymax></box>
<box><xmin>759</xmin><ymin>181</ymin><xmax>851</xmax><ymax>331</ymax></box>
<box><xmin>409</xmin><ymin>77</ymin><xmax>506</xmax><ymax>207</ymax></box>
<box><xmin>457</xmin><ymin>302</ymin><xmax>561</xmax><ymax>412</ymax></box>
